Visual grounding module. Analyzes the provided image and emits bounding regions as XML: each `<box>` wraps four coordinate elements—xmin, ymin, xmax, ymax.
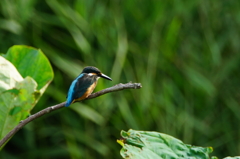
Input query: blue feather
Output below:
<box><xmin>65</xmin><ymin>74</ymin><xmax>84</xmax><ymax>107</ymax></box>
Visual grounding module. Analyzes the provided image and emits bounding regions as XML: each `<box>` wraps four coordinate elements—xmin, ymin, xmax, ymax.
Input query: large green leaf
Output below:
<box><xmin>5</xmin><ymin>45</ymin><xmax>54</xmax><ymax>91</ymax></box>
<box><xmin>0</xmin><ymin>56</ymin><xmax>39</xmax><ymax>140</ymax></box>
<box><xmin>0</xmin><ymin>45</ymin><xmax>54</xmax><ymax>147</ymax></box>
<box><xmin>118</xmin><ymin>129</ymin><xmax>214</xmax><ymax>159</ymax></box>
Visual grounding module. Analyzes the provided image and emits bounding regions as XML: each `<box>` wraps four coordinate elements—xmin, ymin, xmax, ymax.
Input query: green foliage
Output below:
<box><xmin>0</xmin><ymin>0</ymin><xmax>240</xmax><ymax>159</ymax></box>
<box><xmin>118</xmin><ymin>129</ymin><xmax>213</xmax><ymax>159</ymax></box>
<box><xmin>0</xmin><ymin>45</ymin><xmax>53</xmax><ymax>147</ymax></box>
<box><xmin>118</xmin><ymin>130</ymin><xmax>240</xmax><ymax>159</ymax></box>
<box><xmin>5</xmin><ymin>45</ymin><xmax>53</xmax><ymax>91</ymax></box>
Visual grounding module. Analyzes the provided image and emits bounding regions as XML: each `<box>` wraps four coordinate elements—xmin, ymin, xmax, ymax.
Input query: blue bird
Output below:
<box><xmin>65</xmin><ymin>66</ymin><xmax>112</xmax><ymax>107</ymax></box>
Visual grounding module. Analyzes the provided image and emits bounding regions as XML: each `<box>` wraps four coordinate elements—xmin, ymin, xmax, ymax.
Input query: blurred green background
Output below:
<box><xmin>1</xmin><ymin>0</ymin><xmax>240</xmax><ymax>158</ymax></box>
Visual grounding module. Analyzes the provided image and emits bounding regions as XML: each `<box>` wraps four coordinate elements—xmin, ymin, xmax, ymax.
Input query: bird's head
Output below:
<box><xmin>82</xmin><ymin>66</ymin><xmax>112</xmax><ymax>81</ymax></box>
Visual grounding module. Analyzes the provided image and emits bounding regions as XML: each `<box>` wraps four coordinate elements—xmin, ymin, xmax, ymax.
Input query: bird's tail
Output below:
<box><xmin>65</xmin><ymin>98</ymin><xmax>72</xmax><ymax>107</ymax></box>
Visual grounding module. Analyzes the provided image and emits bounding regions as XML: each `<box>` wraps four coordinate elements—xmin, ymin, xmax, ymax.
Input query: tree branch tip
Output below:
<box><xmin>136</xmin><ymin>83</ymin><xmax>142</xmax><ymax>88</ymax></box>
<box><xmin>131</xmin><ymin>82</ymin><xmax>142</xmax><ymax>89</ymax></box>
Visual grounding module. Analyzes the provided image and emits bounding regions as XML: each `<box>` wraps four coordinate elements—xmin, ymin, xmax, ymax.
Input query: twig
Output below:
<box><xmin>0</xmin><ymin>82</ymin><xmax>142</xmax><ymax>148</ymax></box>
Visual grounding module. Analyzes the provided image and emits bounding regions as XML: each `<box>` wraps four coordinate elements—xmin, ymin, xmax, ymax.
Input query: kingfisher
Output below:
<box><xmin>65</xmin><ymin>66</ymin><xmax>112</xmax><ymax>107</ymax></box>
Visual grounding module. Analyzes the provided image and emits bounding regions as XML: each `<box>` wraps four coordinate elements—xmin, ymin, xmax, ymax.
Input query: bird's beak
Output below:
<box><xmin>99</xmin><ymin>73</ymin><xmax>112</xmax><ymax>81</ymax></box>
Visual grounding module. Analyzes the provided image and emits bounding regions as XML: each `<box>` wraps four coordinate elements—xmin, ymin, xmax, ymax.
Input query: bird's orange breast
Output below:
<box><xmin>74</xmin><ymin>82</ymin><xmax>97</xmax><ymax>102</ymax></box>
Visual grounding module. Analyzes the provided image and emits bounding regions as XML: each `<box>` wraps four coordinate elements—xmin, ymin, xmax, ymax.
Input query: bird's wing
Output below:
<box><xmin>66</xmin><ymin>73</ymin><xmax>94</xmax><ymax>106</ymax></box>
<box><xmin>73</xmin><ymin>74</ymin><xmax>94</xmax><ymax>99</ymax></box>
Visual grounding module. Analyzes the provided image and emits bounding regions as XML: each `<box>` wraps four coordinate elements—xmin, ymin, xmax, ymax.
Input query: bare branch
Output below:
<box><xmin>0</xmin><ymin>82</ymin><xmax>142</xmax><ymax>148</ymax></box>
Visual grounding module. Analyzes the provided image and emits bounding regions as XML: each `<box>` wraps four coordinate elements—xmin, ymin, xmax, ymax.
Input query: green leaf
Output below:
<box><xmin>0</xmin><ymin>45</ymin><xmax>54</xmax><ymax>148</ymax></box>
<box><xmin>4</xmin><ymin>88</ymin><xmax>20</xmax><ymax>95</ymax></box>
<box><xmin>5</xmin><ymin>45</ymin><xmax>54</xmax><ymax>91</ymax></box>
<box><xmin>118</xmin><ymin>129</ymin><xmax>213</xmax><ymax>159</ymax></box>
<box><xmin>0</xmin><ymin>56</ymin><xmax>39</xmax><ymax>140</ymax></box>
<box><xmin>0</xmin><ymin>77</ymin><xmax>38</xmax><ymax>140</ymax></box>
<box><xmin>9</xmin><ymin>106</ymin><xmax>22</xmax><ymax>115</ymax></box>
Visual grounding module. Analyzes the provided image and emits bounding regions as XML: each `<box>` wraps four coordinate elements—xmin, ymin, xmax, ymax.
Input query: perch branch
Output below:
<box><xmin>0</xmin><ymin>82</ymin><xmax>142</xmax><ymax>148</ymax></box>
